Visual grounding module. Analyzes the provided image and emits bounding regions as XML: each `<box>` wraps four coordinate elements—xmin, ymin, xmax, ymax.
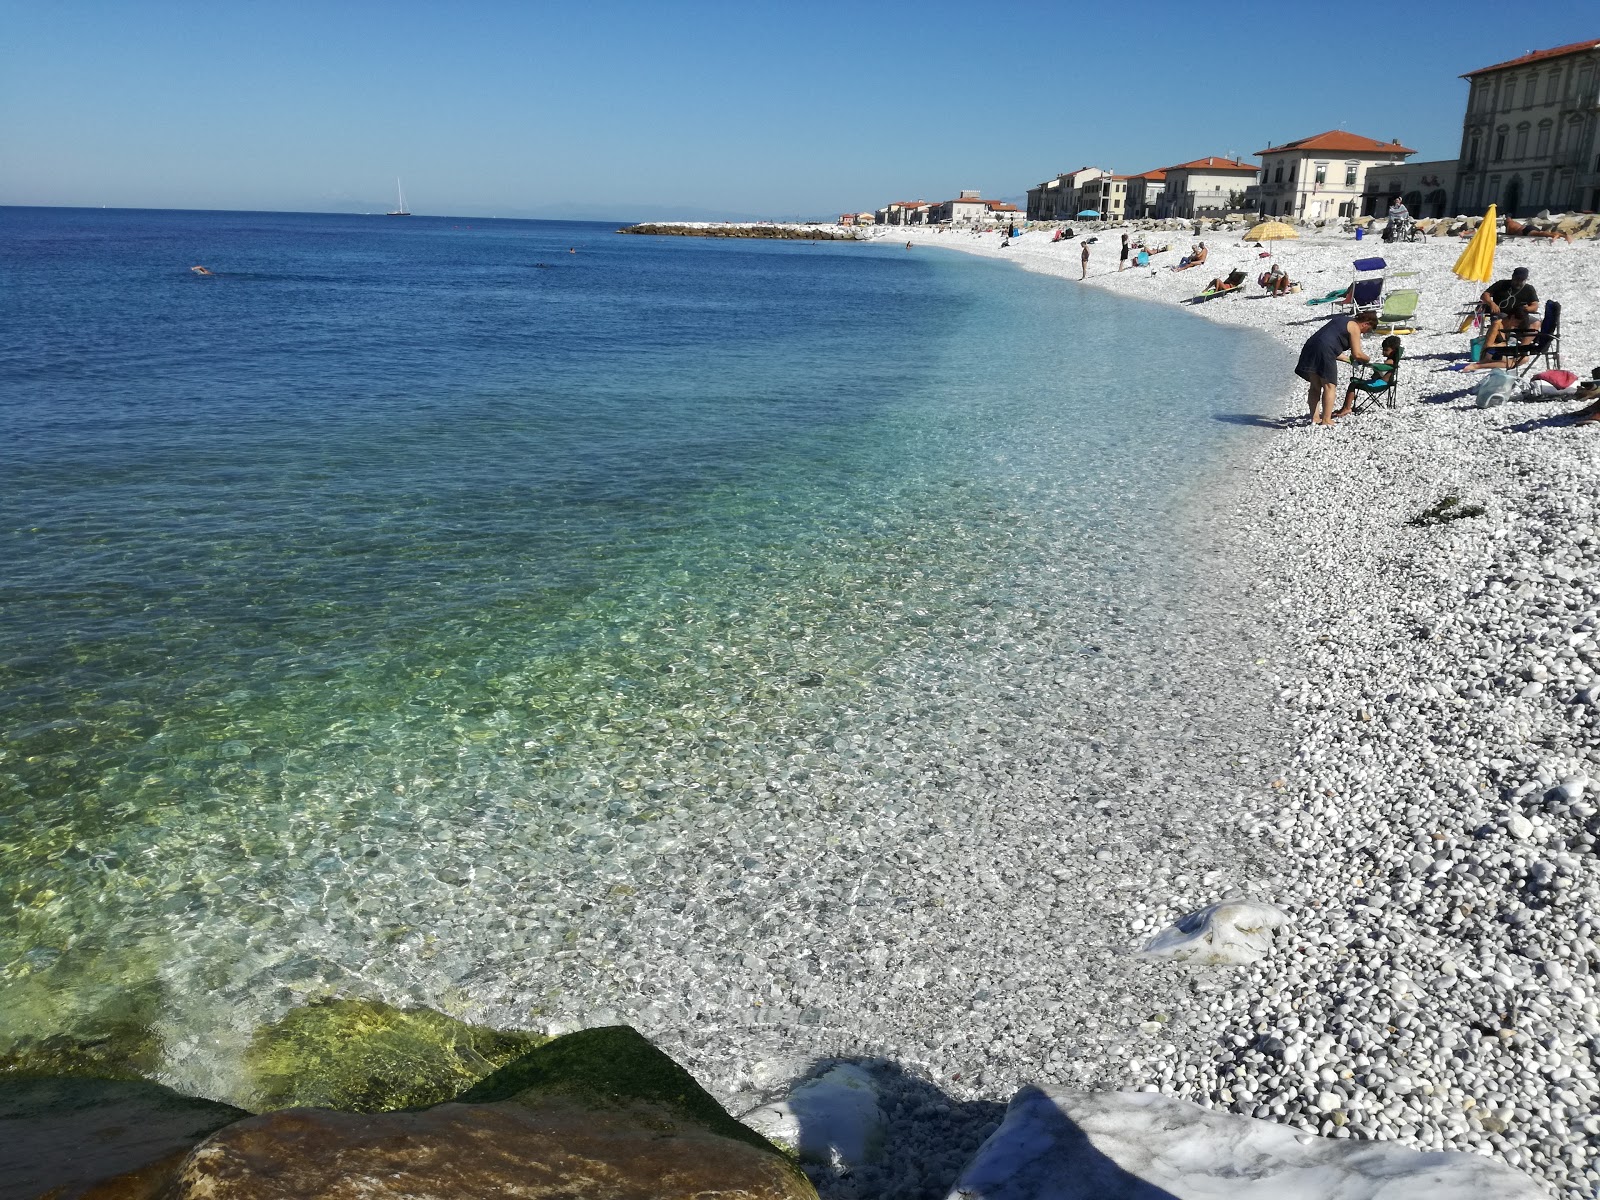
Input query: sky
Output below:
<box><xmin>2</xmin><ymin>2</ymin><xmax>1595</xmax><ymax>221</ymax></box>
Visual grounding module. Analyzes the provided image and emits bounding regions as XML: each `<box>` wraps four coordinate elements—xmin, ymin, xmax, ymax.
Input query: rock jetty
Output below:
<box><xmin>618</xmin><ymin>222</ymin><xmax>862</xmax><ymax>240</ymax></box>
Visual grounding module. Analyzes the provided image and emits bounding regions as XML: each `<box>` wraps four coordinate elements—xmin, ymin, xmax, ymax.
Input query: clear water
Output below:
<box><xmin>1</xmin><ymin>208</ymin><xmax>1283</xmax><ymax>1096</ymax></box>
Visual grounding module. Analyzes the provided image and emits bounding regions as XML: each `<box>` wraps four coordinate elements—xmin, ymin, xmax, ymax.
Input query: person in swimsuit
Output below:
<box><xmin>1296</xmin><ymin>309</ymin><xmax>1377</xmax><ymax>426</ymax></box>
<box><xmin>1119</xmin><ymin>234</ymin><xmax>1130</xmax><ymax>272</ymax></box>
<box><xmin>1081</xmin><ymin>240</ymin><xmax>1090</xmax><ymax>279</ymax></box>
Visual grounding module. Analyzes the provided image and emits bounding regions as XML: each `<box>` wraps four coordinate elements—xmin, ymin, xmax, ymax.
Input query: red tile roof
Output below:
<box><xmin>1463</xmin><ymin>40</ymin><xmax>1600</xmax><ymax>78</ymax></box>
<box><xmin>985</xmin><ymin>201</ymin><xmax>1021</xmax><ymax>211</ymax></box>
<box><xmin>1131</xmin><ymin>168</ymin><xmax>1168</xmax><ymax>181</ymax></box>
<box><xmin>1255</xmin><ymin>131</ymin><xmax>1416</xmax><ymax>156</ymax></box>
<box><xmin>1166</xmin><ymin>156</ymin><xmax>1258</xmax><ymax>172</ymax></box>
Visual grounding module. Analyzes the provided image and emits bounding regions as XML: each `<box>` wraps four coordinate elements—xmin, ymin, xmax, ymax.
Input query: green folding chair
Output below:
<box><xmin>1374</xmin><ymin>289</ymin><xmax>1420</xmax><ymax>334</ymax></box>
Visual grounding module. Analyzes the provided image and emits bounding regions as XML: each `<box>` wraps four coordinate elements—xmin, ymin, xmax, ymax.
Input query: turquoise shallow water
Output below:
<box><xmin>0</xmin><ymin>208</ymin><xmax>1282</xmax><ymax>1089</ymax></box>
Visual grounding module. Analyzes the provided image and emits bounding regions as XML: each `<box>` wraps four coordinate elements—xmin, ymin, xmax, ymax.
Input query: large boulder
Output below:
<box><xmin>0</xmin><ymin>1076</ymin><xmax>245</xmax><ymax>1199</ymax></box>
<box><xmin>90</xmin><ymin>1026</ymin><xmax>816</xmax><ymax>1200</ymax></box>
<box><xmin>944</xmin><ymin>1088</ymin><xmax>1544</xmax><ymax>1199</ymax></box>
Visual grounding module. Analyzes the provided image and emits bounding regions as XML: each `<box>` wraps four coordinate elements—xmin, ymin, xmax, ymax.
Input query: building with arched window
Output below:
<box><xmin>1456</xmin><ymin>40</ymin><xmax>1600</xmax><ymax>216</ymax></box>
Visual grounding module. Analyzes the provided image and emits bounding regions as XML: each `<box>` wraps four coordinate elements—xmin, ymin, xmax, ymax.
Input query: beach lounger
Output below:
<box><xmin>1190</xmin><ymin>270</ymin><xmax>1246</xmax><ymax>303</ymax></box>
<box><xmin>1307</xmin><ymin>258</ymin><xmax>1389</xmax><ymax>307</ymax></box>
<box><xmin>1373</xmin><ymin>289</ymin><xmax>1420</xmax><ymax>333</ymax></box>
<box><xmin>1479</xmin><ymin>300</ymin><xmax>1562</xmax><ymax>376</ymax></box>
<box><xmin>1349</xmin><ymin>349</ymin><xmax>1404</xmax><ymax>414</ymax></box>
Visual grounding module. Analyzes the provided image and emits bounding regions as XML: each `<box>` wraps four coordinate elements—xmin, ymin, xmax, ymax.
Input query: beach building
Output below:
<box><xmin>1026</xmin><ymin>167</ymin><xmax>1110</xmax><ymax>222</ymax></box>
<box><xmin>1078</xmin><ymin>175</ymin><xmax>1129</xmax><ymax>222</ymax></box>
<box><xmin>1254</xmin><ymin>132</ymin><xmax>1416</xmax><ymax>222</ymax></box>
<box><xmin>880</xmin><ymin>200</ymin><xmax>930</xmax><ymax>226</ymax></box>
<box><xmin>1159</xmin><ymin>157</ymin><xmax>1258</xmax><ymax>219</ymax></box>
<box><xmin>1455</xmin><ymin>39</ymin><xmax>1600</xmax><ymax>217</ymax></box>
<box><xmin>928</xmin><ymin>191</ymin><xmax>991</xmax><ymax>225</ymax></box>
<box><xmin>1362</xmin><ymin>160</ymin><xmax>1457</xmax><ymax>218</ymax></box>
<box><xmin>1123</xmin><ymin>169</ymin><xmax>1167</xmax><ymax>220</ymax></box>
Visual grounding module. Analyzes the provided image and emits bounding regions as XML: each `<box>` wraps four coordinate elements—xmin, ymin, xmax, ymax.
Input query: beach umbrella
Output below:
<box><xmin>1076</xmin><ymin>209</ymin><xmax>1100</xmax><ymax>218</ymax></box>
<box><xmin>1452</xmin><ymin>204</ymin><xmax>1497</xmax><ymax>283</ymax></box>
<box><xmin>1244</xmin><ymin>219</ymin><xmax>1298</xmax><ymax>262</ymax></box>
<box><xmin>1244</xmin><ymin>220</ymin><xmax>1298</xmax><ymax>242</ymax></box>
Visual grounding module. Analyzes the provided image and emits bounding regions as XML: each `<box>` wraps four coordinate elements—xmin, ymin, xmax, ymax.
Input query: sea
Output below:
<box><xmin>0</xmin><ymin>207</ymin><xmax>1287</xmax><ymax>1100</ymax></box>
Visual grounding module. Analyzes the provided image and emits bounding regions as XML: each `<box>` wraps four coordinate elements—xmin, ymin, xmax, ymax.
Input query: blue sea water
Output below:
<box><xmin>0</xmin><ymin>207</ymin><xmax>1283</xmax><ymax>1093</ymax></box>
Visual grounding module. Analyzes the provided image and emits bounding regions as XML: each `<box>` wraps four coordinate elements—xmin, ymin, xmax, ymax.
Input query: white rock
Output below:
<box><xmin>1139</xmin><ymin>901</ymin><xmax>1288</xmax><ymax>966</ymax></box>
<box><xmin>740</xmin><ymin>1063</ymin><xmax>883</xmax><ymax>1169</ymax></box>
<box><xmin>944</xmin><ymin>1088</ymin><xmax>1546</xmax><ymax>1199</ymax></box>
<box><xmin>1502</xmin><ymin>813</ymin><xmax>1535</xmax><ymax>840</ymax></box>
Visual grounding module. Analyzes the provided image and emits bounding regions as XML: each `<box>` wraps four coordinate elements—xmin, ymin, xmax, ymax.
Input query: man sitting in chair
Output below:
<box><xmin>1480</xmin><ymin>267</ymin><xmax>1540</xmax><ymax>350</ymax></box>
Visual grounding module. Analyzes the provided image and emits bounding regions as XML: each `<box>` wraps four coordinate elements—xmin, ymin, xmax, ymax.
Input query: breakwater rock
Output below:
<box><xmin>946</xmin><ymin>1087</ymin><xmax>1546</xmax><ymax>1200</ymax></box>
<box><xmin>618</xmin><ymin>223</ymin><xmax>862</xmax><ymax>241</ymax></box>
<box><xmin>33</xmin><ymin>1025</ymin><xmax>814</xmax><ymax>1200</ymax></box>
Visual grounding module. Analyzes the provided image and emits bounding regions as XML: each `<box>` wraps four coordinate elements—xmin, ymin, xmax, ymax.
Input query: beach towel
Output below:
<box><xmin>1534</xmin><ymin>369</ymin><xmax>1579</xmax><ymax>391</ymax></box>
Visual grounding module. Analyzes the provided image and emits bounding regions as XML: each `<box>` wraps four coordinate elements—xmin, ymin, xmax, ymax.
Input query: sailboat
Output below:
<box><xmin>386</xmin><ymin>179</ymin><xmax>411</xmax><ymax>217</ymax></box>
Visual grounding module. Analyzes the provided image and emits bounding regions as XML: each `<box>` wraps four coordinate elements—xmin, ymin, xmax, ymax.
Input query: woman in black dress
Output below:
<box><xmin>1296</xmin><ymin>309</ymin><xmax>1377</xmax><ymax>426</ymax></box>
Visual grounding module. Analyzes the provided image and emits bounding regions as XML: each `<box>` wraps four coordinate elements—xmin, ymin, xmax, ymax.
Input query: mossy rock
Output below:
<box><xmin>458</xmin><ymin>1025</ymin><xmax>783</xmax><ymax>1160</ymax></box>
<box><xmin>243</xmin><ymin>998</ymin><xmax>546</xmax><ymax>1113</ymax></box>
<box><xmin>0</xmin><ymin>974</ymin><xmax>164</xmax><ymax>1082</ymax></box>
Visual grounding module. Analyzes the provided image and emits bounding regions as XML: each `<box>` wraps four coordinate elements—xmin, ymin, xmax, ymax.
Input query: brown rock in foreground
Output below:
<box><xmin>151</xmin><ymin>1096</ymin><xmax>813</xmax><ymax>1199</ymax></box>
<box><xmin>82</xmin><ymin>1026</ymin><xmax>815</xmax><ymax>1200</ymax></box>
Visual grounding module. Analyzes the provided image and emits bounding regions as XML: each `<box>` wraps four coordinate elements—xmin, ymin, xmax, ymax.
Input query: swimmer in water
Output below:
<box><xmin>190</xmin><ymin>265</ymin><xmax>213</xmax><ymax>275</ymax></box>
<box><xmin>905</xmin><ymin>241</ymin><xmax>912</xmax><ymax>249</ymax></box>
<box><xmin>568</xmin><ymin>248</ymin><xmax>576</xmax><ymax>254</ymax></box>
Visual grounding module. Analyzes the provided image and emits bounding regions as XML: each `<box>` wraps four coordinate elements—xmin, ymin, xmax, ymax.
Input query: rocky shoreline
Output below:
<box><xmin>7</xmin><ymin>1014</ymin><xmax>1545</xmax><ymax>1198</ymax></box>
<box><xmin>884</xmin><ymin>221</ymin><xmax>1600</xmax><ymax>1197</ymax></box>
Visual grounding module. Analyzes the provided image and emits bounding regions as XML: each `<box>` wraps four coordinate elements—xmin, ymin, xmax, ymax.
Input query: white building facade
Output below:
<box><xmin>1159</xmin><ymin>157</ymin><xmax>1258</xmax><ymax>218</ymax></box>
<box><xmin>1254</xmin><ymin>132</ymin><xmax>1415</xmax><ymax>221</ymax></box>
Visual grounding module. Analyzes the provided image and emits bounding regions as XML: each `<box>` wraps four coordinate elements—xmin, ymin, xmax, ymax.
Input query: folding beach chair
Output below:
<box><xmin>1478</xmin><ymin>299</ymin><xmax>1561</xmax><ymax>377</ymax></box>
<box><xmin>1374</xmin><ymin>289</ymin><xmax>1420</xmax><ymax>334</ymax></box>
<box><xmin>1306</xmin><ymin>257</ymin><xmax>1387</xmax><ymax>307</ymax></box>
<box><xmin>1349</xmin><ymin>348</ymin><xmax>1404</xmax><ymax>413</ymax></box>
<box><xmin>1191</xmin><ymin>270</ymin><xmax>1246</xmax><ymax>303</ymax></box>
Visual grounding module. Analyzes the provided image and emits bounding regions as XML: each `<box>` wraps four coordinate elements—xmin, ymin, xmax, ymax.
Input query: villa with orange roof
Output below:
<box><xmin>1253</xmin><ymin>132</ymin><xmax>1415</xmax><ymax>222</ymax></box>
<box><xmin>1159</xmin><ymin>156</ymin><xmax>1258</xmax><ymax>219</ymax></box>
<box><xmin>1455</xmin><ymin>39</ymin><xmax>1600</xmax><ymax>217</ymax></box>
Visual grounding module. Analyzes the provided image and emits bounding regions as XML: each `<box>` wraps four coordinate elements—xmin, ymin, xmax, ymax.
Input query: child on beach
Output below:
<box><xmin>1333</xmin><ymin>335</ymin><xmax>1401</xmax><ymax>418</ymax></box>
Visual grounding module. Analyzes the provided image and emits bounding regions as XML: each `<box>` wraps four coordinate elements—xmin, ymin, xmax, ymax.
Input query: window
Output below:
<box><xmin>1314</xmin><ymin>163</ymin><xmax>1327</xmax><ymax>184</ymax></box>
<box><xmin>1505</xmin><ymin>79</ymin><xmax>1516</xmax><ymax>109</ymax></box>
<box><xmin>1274</xmin><ymin>165</ymin><xmax>1283</xmax><ymax>183</ymax></box>
<box><xmin>1467</xmin><ymin>135</ymin><xmax>1480</xmax><ymax>168</ymax></box>
<box><xmin>1530</xmin><ymin>172</ymin><xmax>1544</xmax><ymax>205</ymax></box>
<box><xmin>1536</xmin><ymin>121</ymin><xmax>1551</xmax><ymax>157</ymax></box>
<box><xmin>1338</xmin><ymin>201</ymin><xmax>1353</xmax><ymax>217</ymax></box>
<box><xmin>1494</xmin><ymin>128</ymin><xmax>1507</xmax><ymax>160</ymax></box>
<box><xmin>1344</xmin><ymin>163</ymin><xmax>1358</xmax><ymax>187</ymax></box>
<box><xmin>1546</xmin><ymin>71</ymin><xmax>1560</xmax><ymax>103</ymax></box>
<box><xmin>1514</xmin><ymin>124</ymin><xmax>1529</xmax><ymax>159</ymax></box>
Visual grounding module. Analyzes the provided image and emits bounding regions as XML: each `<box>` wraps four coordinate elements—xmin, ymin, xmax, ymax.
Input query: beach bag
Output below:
<box><xmin>1469</xmin><ymin>336</ymin><xmax>1487</xmax><ymax>363</ymax></box>
<box><xmin>1475</xmin><ymin>369</ymin><xmax>1513</xmax><ymax>409</ymax></box>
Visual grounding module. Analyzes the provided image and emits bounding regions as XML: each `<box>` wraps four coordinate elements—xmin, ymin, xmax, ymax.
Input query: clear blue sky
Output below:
<box><xmin>2</xmin><ymin>1</ymin><xmax>1594</xmax><ymax>220</ymax></box>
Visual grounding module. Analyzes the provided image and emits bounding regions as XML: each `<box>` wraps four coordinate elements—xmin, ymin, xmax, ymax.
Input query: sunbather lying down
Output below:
<box><xmin>1505</xmin><ymin>218</ymin><xmax>1574</xmax><ymax>244</ymax></box>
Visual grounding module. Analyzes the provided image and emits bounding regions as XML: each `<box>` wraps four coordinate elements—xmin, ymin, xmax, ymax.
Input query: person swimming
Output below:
<box><xmin>190</xmin><ymin>265</ymin><xmax>213</xmax><ymax>275</ymax></box>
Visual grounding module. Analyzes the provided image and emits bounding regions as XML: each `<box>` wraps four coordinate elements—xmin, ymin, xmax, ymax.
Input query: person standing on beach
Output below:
<box><xmin>1296</xmin><ymin>309</ymin><xmax>1377</xmax><ymax>426</ymax></box>
<box><xmin>1119</xmin><ymin>234</ymin><xmax>1130</xmax><ymax>272</ymax></box>
<box><xmin>1081</xmin><ymin>240</ymin><xmax>1090</xmax><ymax>279</ymax></box>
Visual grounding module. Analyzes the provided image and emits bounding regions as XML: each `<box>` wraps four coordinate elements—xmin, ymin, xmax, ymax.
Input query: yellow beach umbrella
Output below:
<box><xmin>1245</xmin><ymin>220</ymin><xmax>1298</xmax><ymax>242</ymax></box>
<box><xmin>1452</xmin><ymin>204</ymin><xmax>1497</xmax><ymax>283</ymax></box>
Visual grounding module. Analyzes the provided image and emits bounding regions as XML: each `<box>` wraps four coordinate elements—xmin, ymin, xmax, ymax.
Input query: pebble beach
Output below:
<box><xmin>843</xmin><ymin>221</ymin><xmax>1600</xmax><ymax>1197</ymax></box>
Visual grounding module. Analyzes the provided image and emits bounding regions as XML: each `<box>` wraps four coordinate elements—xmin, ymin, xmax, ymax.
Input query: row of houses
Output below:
<box><xmin>842</xmin><ymin>190</ymin><xmax>1025</xmax><ymax>227</ymax></box>
<box><xmin>852</xmin><ymin>39</ymin><xmax>1598</xmax><ymax>228</ymax></box>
